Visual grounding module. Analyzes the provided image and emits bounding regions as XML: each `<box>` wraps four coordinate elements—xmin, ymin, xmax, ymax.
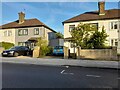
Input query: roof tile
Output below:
<box><xmin>63</xmin><ymin>9</ymin><xmax>120</xmax><ymax>23</ymax></box>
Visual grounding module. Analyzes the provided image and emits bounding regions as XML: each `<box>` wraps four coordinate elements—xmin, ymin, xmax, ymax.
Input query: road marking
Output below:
<box><xmin>63</xmin><ymin>73</ymin><xmax>74</xmax><ymax>75</ymax></box>
<box><xmin>117</xmin><ymin>78</ymin><xmax>120</xmax><ymax>79</ymax></box>
<box><xmin>61</xmin><ymin>69</ymin><xmax>74</xmax><ymax>75</ymax></box>
<box><xmin>65</xmin><ymin>66</ymin><xmax>69</xmax><ymax>68</ymax></box>
<box><xmin>86</xmin><ymin>75</ymin><xmax>101</xmax><ymax>78</ymax></box>
<box><xmin>61</xmin><ymin>70</ymin><xmax>65</xmax><ymax>74</ymax></box>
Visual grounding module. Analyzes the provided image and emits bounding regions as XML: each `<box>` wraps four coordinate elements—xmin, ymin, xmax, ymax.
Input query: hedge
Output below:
<box><xmin>0</xmin><ymin>42</ymin><xmax>14</xmax><ymax>49</ymax></box>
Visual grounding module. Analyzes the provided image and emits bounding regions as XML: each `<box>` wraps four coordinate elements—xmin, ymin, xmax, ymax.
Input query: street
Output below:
<box><xmin>2</xmin><ymin>62</ymin><xmax>119</xmax><ymax>88</ymax></box>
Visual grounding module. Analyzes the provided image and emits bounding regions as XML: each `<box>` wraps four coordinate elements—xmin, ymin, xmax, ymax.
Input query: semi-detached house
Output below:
<box><xmin>63</xmin><ymin>2</ymin><xmax>120</xmax><ymax>54</ymax></box>
<box><xmin>0</xmin><ymin>12</ymin><xmax>56</xmax><ymax>48</ymax></box>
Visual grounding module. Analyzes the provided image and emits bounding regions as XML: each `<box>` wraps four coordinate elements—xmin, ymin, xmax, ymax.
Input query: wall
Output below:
<box><xmin>45</xmin><ymin>27</ymin><xmax>56</xmax><ymax>45</ymax></box>
<box><xmin>76</xmin><ymin>47</ymin><xmax>117</xmax><ymax>60</ymax></box>
<box><xmin>0</xmin><ymin>26</ymin><xmax>55</xmax><ymax>47</ymax></box>
<box><xmin>0</xmin><ymin>29</ymin><xmax>16</xmax><ymax>44</ymax></box>
<box><xmin>15</xmin><ymin>26</ymin><xmax>45</xmax><ymax>45</ymax></box>
<box><xmin>117</xmin><ymin>21</ymin><xmax>120</xmax><ymax>54</ymax></box>
<box><xmin>0</xmin><ymin>47</ymin><xmax>4</xmax><ymax>54</ymax></box>
<box><xmin>49</xmin><ymin>39</ymin><xmax>64</xmax><ymax>47</ymax></box>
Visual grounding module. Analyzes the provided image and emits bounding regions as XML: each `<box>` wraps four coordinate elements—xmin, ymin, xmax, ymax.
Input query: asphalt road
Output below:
<box><xmin>2</xmin><ymin>63</ymin><xmax>119</xmax><ymax>88</ymax></box>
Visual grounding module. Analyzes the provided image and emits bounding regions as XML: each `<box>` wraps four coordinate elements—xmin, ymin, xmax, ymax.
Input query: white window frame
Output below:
<box><xmin>4</xmin><ymin>30</ymin><xmax>12</xmax><ymax>36</ymax></box>
<box><xmin>18</xmin><ymin>29</ymin><xmax>28</xmax><ymax>36</ymax></box>
<box><xmin>34</xmin><ymin>28</ymin><xmax>39</xmax><ymax>35</ymax></box>
<box><xmin>69</xmin><ymin>25</ymin><xmax>75</xmax><ymax>32</ymax></box>
<box><xmin>110</xmin><ymin>21</ymin><xmax>119</xmax><ymax>30</ymax></box>
<box><xmin>111</xmin><ymin>39</ymin><xmax>118</xmax><ymax>46</ymax></box>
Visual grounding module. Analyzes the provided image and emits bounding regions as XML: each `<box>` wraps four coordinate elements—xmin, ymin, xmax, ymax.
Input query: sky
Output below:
<box><xmin>1</xmin><ymin>2</ymin><xmax>119</xmax><ymax>33</ymax></box>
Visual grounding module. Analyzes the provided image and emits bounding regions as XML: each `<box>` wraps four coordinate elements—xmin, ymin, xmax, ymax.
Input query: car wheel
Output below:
<box><xmin>14</xmin><ymin>52</ymin><xmax>19</xmax><ymax>57</ymax></box>
<box><xmin>26</xmin><ymin>52</ymin><xmax>29</xmax><ymax>56</ymax></box>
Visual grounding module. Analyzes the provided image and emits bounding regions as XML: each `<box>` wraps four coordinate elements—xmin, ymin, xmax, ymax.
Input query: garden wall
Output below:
<box><xmin>0</xmin><ymin>47</ymin><xmax>4</xmax><ymax>54</ymax></box>
<box><xmin>76</xmin><ymin>47</ymin><xmax>117</xmax><ymax>60</ymax></box>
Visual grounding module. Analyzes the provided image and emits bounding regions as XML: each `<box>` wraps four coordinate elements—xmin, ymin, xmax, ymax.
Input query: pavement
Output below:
<box><xmin>0</xmin><ymin>56</ymin><xmax>119</xmax><ymax>69</ymax></box>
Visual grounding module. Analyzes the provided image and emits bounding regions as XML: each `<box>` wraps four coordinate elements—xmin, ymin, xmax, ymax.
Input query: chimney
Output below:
<box><xmin>98</xmin><ymin>1</ymin><xmax>105</xmax><ymax>15</ymax></box>
<box><xmin>18</xmin><ymin>12</ymin><xmax>25</xmax><ymax>24</ymax></box>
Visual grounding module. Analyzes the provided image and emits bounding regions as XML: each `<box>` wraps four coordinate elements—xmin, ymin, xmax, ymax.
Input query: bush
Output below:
<box><xmin>0</xmin><ymin>42</ymin><xmax>14</xmax><ymax>49</ymax></box>
<box><xmin>46</xmin><ymin>46</ymin><xmax>53</xmax><ymax>56</ymax></box>
<box><xmin>36</xmin><ymin>37</ymin><xmax>53</xmax><ymax>57</ymax></box>
<box><xmin>40</xmin><ymin>46</ymin><xmax>53</xmax><ymax>56</ymax></box>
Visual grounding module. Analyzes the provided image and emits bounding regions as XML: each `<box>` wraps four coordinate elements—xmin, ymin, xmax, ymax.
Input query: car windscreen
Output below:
<box><xmin>54</xmin><ymin>46</ymin><xmax>63</xmax><ymax>49</ymax></box>
<box><xmin>9</xmin><ymin>46</ymin><xmax>21</xmax><ymax>50</ymax></box>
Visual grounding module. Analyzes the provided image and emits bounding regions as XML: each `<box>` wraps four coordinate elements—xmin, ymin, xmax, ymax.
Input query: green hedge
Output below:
<box><xmin>0</xmin><ymin>42</ymin><xmax>14</xmax><ymax>49</ymax></box>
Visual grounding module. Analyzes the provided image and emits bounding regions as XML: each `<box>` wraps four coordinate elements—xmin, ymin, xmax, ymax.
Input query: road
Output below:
<box><xmin>2</xmin><ymin>62</ymin><xmax>119</xmax><ymax>88</ymax></box>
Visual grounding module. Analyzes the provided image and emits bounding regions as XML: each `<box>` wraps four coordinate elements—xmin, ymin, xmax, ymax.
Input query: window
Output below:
<box><xmin>8</xmin><ymin>31</ymin><xmax>12</xmax><ymax>36</ymax></box>
<box><xmin>69</xmin><ymin>25</ymin><xmax>75</xmax><ymax>32</ymax></box>
<box><xmin>4</xmin><ymin>31</ymin><xmax>12</xmax><ymax>36</ymax></box>
<box><xmin>18</xmin><ymin>29</ymin><xmax>28</xmax><ymax>36</ymax></box>
<box><xmin>110</xmin><ymin>22</ymin><xmax>118</xmax><ymax>30</ymax></box>
<box><xmin>18</xmin><ymin>42</ymin><xmax>25</xmax><ymax>46</ymax></box>
<box><xmin>90</xmin><ymin>23</ymin><xmax>98</xmax><ymax>30</ymax></box>
<box><xmin>34</xmin><ymin>28</ymin><xmax>39</xmax><ymax>35</ymax></box>
<box><xmin>111</xmin><ymin>39</ymin><xmax>118</xmax><ymax>46</ymax></box>
<box><xmin>111</xmin><ymin>39</ymin><xmax>114</xmax><ymax>46</ymax></box>
<box><xmin>4</xmin><ymin>31</ymin><xmax>7</xmax><ymax>36</ymax></box>
<box><xmin>115</xmin><ymin>39</ymin><xmax>118</xmax><ymax>46</ymax></box>
<box><xmin>70</xmin><ymin>42</ymin><xmax>76</xmax><ymax>48</ymax></box>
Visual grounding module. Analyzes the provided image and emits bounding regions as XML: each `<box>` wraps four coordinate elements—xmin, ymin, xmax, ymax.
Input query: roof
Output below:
<box><xmin>63</xmin><ymin>9</ymin><xmax>120</xmax><ymax>24</ymax></box>
<box><xmin>0</xmin><ymin>18</ymin><xmax>56</xmax><ymax>33</ymax></box>
<box><xmin>64</xmin><ymin>37</ymin><xmax>74</xmax><ymax>41</ymax></box>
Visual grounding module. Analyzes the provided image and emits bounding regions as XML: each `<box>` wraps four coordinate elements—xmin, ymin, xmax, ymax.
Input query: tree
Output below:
<box><xmin>70</xmin><ymin>23</ymin><xmax>97</xmax><ymax>48</ymax></box>
<box><xmin>55</xmin><ymin>32</ymin><xmax>64</xmax><ymax>39</ymax></box>
<box><xmin>87</xmin><ymin>26</ymin><xmax>108</xmax><ymax>49</ymax></box>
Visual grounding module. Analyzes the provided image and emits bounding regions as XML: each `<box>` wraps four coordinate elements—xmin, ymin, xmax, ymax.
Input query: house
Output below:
<box><xmin>62</xmin><ymin>1</ymin><xmax>120</xmax><ymax>54</ymax></box>
<box><xmin>0</xmin><ymin>12</ymin><xmax>56</xmax><ymax>49</ymax></box>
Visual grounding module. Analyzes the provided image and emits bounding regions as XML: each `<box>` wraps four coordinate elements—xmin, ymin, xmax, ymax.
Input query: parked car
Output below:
<box><xmin>2</xmin><ymin>46</ymin><xmax>30</xmax><ymax>57</ymax></box>
<box><xmin>53</xmin><ymin>46</ymin><xmax>64</xmax><ymax>56</ymax></box>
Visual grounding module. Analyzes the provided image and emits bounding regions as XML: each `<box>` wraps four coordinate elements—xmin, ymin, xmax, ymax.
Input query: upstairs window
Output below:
<box><xmin>34</xmin><ymin>28</ymin><xmax>39</xmax><ymax>35</ymax></box>
<box><xmin>4</xmin><ymin>31</ymin><xmax>12</xmax><ymax>36</ymax></box>
<box><xmin>4</xmin><ymin>31</ymin><xmax>7</xmax><ymax>36</ymax></box>
<box><xmin>18</xmin><ymin>29</ymin><xmax>28</xmax><ymax>36</ymax></box>
<box><xmin>8</xmin><ymin>31</ymin><xmax>12</xmax><ymax>36</ymax></box>
<box><xmin>110</xmin><ymin>22</ymin><xmax>118</xmax><ymax>30</ymax></box>
<box><xmin>69</xmin><ymin>25</ymin><xmax>75</xmax><ymax>32</ymax></box>
<box><xmin>90</xmin><ymin>23</ymin><xmax>98</xmax><ymax>30</ymax></box>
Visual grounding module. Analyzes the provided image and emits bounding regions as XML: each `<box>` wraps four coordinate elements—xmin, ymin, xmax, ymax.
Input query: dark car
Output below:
<box><xmin>2</xmin><ymin>46</ymin><xmax>30</xmax><ymax>57</ymax></box>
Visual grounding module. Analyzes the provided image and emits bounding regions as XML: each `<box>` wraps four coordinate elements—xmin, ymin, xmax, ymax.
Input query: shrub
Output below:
<box><xmin>0</xmin><ymin>42</ymin><xmax>14</xmax><ymax>49</ymax></box>
<box><xmin>46</xmin><ymin>46</ymin><xmax>53</xmax><ymax>55</ymax></box>
<box><xmin>36</xmin><ymin>37</ymin><xmax>53</xmax><ymax>57</ymax></box>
